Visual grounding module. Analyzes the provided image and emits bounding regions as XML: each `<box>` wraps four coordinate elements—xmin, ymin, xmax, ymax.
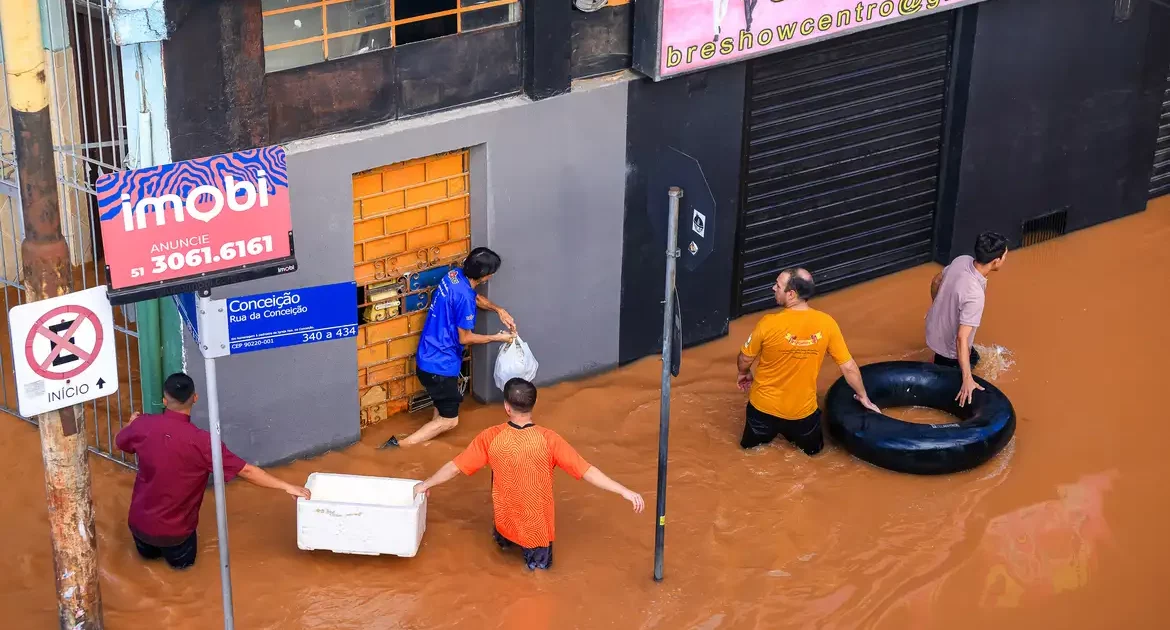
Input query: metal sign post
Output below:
<box><xmin>195</xmin><ymin>293</ymin><xmax>235</xmax><ymax>630</ymax></box>
<box><xmin>653</xmin><ymin>186</ymin><xmax>682</xmax><ymax>582</ymax></box>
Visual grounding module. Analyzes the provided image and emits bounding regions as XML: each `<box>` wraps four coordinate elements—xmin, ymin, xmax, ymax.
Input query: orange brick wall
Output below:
<box><xmin>353</xmin><ymin>150</ymin><xmax>471</xmax><ymax>428</ymax></box>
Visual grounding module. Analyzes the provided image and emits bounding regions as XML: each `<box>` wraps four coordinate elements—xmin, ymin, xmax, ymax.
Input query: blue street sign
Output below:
<box><xmin>225</xmin><ymin>282</ymin><xmax>357</xmax><ymax>355</ymax></box>
<box><xmin>174</xmin><ymin>292</ymin><xmax>200</xmax><ymax>344</ymax></box>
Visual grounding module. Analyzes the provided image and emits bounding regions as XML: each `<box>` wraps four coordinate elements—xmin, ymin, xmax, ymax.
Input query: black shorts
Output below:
<box><xmin>740</xmin><ymin>403</ymin><xmax>825</xmax><ymax>456</ymax></box>
<box><xmin>417</xmin><ymin>369</ymin><xmax>463</xmax><ymax>418</ymax></box>
<box><xmin>934</xmin><ymin>347</ymin><xmax>981</xmax><ymax>370</ymax></box>
<box><xmin>133</xmin><ymin>530</ymin><xmax>198</xmax><ymax>570</ymax></box>
<box><xmin>493</xmin><ymin>528</ymin><xmax>553</xmax><ymax>571</ymax></box>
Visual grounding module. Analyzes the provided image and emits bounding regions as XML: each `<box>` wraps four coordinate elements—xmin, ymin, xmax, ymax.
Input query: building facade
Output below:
<box><xmin>70</xmin><ymin>0</ymin><xmax>1170</xmax><ymax>465</ymax></box>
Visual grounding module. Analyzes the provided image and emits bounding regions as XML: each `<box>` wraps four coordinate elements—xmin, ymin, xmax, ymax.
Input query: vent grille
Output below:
<box><xmin>1151</xmin><ymin>66</ymin><xmax>1170</xmax><ymax>198</ymax></box>
<box><xmin>1020</xmin><ymin>208</ymin><xmax>1068</xmax><ymax>247</ymax></box>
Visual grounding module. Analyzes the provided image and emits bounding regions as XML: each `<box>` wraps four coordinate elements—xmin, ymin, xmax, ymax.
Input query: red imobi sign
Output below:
<box><xmin>96</xmin><ymin>145</ymin><xmax>297</xmax><ymax>304</ymax></box>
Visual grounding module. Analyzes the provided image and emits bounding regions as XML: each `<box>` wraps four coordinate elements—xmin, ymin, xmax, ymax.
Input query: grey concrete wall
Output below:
<box><xmin>184</xmin><ymin>79</ymin><xmax>630</xmax><ymax>466</ymax></box>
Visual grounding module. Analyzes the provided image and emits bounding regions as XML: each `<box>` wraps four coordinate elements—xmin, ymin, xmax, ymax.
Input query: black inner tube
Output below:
<box><xmin>825</xmin><ymin>361</ymin><xmax>1016</xmax><ymax>475</ymax></box>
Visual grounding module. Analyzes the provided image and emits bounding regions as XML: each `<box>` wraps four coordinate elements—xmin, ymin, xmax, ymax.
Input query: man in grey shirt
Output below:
<box><xmin>925</xmin><ymin>232</ymin><xmax>1008</xmax><ymax>407</ymax></box>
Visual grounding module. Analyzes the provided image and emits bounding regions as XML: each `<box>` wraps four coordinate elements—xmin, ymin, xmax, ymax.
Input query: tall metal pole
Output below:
<box><xmin>199</xmin><ymin>296</ymin><xmax>235</xmax><ymax>630</ymax></box>
<box><xmin>653</xmin><ymin>186</ymin><xmax>682</xmax><ymax>582</ymax></box>
<box><xmin>0</xmin><ymin>1</ymin><xmax>104</xmax><ymax>627</ymax></box>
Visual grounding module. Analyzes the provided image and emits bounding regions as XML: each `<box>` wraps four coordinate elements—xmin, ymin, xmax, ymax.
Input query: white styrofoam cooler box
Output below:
<box><xmin>297</xmin><ymin>473</ymin><xmax>427</xmax><ymax>557</ymax></box>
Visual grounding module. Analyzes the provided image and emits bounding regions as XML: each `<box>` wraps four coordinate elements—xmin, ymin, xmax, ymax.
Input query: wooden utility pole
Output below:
<box><xmin>0</xmin><ymin>1</ymin><xmax>105</xmax><ymax>627</ymax></box>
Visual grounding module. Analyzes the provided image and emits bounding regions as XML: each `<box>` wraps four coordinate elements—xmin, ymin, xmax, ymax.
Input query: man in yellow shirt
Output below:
<box><xmin>736</xmin><ymin>268</ymin><xmax>880</xmax><ymax>455</ymax></box>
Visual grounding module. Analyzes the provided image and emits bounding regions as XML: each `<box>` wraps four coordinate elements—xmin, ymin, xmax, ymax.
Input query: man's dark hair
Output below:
<box><xmin>504</xmin><ymin>378</ymin><xmax>537</xmax><ymax>413</ymax></box>
<box><xmin>163</xmin><ymin>373</ymin><xmax>196</xmax><ymax>405</ymax></box>
<box><xmin>463</xmin><ymin>247</ymin><xmax>502</xmax><ymax>280</ymax></box>
<box><xmin>781</xmin><ymin>268</ymin><xmax>816</xmax><ymax>301</ymax></box>
<box><xmin>973</xmin><ymin>231</ymin><xmax>1008</xmax><ymax>264</ymax></box>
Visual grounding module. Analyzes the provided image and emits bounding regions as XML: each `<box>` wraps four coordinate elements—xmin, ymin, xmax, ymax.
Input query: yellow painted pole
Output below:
<box><xmin>0</xmin><ymin>1</ymin><xmax>105</xmax><ymax>627</ymax></box>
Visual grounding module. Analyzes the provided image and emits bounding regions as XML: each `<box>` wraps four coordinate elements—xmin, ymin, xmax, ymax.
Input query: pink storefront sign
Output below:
<box><xmin>634</xmin><ymin>0</ymin><xmax>987</xmax><ymax>80</ymax></box>
<box><xmin>96</xmin><ymin>145</ymin><xmax>298</xmax><ymax>305</ymax></box>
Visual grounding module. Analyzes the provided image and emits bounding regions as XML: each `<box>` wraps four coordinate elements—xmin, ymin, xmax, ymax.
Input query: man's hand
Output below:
<box><xmin>493</xmin><ymin>331</ymin><xmax>516</xmax><ymax>343</ymax></box>
<box><xmin>413</xmin><ymin>482</ymin><xmax>430</xmax><ymax>499</ymax></box>
<box><xmin>129</xmin><ymin>411</ymin><xmax>140</xmax><ymax>422</ymax></box>
<box><xmin>956</xmin><ymin>376</ymin><xmax>984</xmax><ymax>407</ymax></box>
<box><xmin>854</xmin><ymin>394</ymin><xmax>881</xmax><ymax>414</ymax></box>
<box><xmin>286</xmin><ymin>485</ymin><xmax>311</xmax><ymax>500</ymax></box>
<box><xmin>930</xmin><ymin>271</ymin><xmax>944</xmax><ymax>302</ymax></box>
<box><xmin>623</xmin><ymin>490</ymin><xmax>645</xmax><ymax>513</ymax></box>
<box><xmin>496</xmin><ymin>308</ymin><xmax>516</xmax><ymax>334</ymax></box>
<box><xmin>736</xmin><ymin>372</ymin><xmax>753</xmax><ymax>392</ymax></box>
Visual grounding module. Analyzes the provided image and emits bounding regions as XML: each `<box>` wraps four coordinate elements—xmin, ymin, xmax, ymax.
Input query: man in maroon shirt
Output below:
<box><xmin>115</xmin><ymin>373</ymin><xmax>310</xmax><ymax>570</ymax></box>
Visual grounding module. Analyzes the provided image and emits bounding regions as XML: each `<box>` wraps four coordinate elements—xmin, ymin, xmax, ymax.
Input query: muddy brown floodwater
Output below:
<box><xmin>4</xmin><ymin>199</ymin><xmax>1170</xmax><ymax>629</ymax></box>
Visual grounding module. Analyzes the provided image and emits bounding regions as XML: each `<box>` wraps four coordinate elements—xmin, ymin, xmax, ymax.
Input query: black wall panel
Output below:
<box><xmin>947</xmin><ymin>0</ymin><xmax>1170</xmax><ymax>256</ymax></box>
<box><xmin>620</xmin><ymin>66</ymin><xmax>747</xmax><ymax>365</ymax></box>
<box><xmin>571</xmin><ymin>5</ymin><xmax>633</xmax><ymax>80</ymax></box>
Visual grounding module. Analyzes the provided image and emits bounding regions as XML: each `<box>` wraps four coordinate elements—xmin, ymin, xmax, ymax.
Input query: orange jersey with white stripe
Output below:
<box><xmin>453</xmin><ymin>422</ymin><xmax>592</xmax><ymax>548</ymax></box>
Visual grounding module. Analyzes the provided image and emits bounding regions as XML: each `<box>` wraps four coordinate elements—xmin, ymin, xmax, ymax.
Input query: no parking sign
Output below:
<box><xmin>7</xmin><ymin>286</ymin><xmax>120</xmax><ymax>417</ymax></box>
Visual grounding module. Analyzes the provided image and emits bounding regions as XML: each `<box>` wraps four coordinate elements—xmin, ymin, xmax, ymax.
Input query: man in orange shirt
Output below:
<box><xmin>736</xmin><ymin>268</ymin><xmax>880</xmax><ymax>455</ymax></box>
<box><xmin>413</xmin><ymin>378</ymin><xmax>644</xmax><ymax>570</ymax></box>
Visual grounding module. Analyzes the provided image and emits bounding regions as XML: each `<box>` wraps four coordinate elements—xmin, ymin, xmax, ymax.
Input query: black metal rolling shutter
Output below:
<box><xmin>1151</xmin><ymin>65</ymin><xmax>1170</xmax><ymax>199</ymax></box>
<box><xmin>736</xmin><ymin>14</ymin><xmax>954</xmax><ymax>315</ymax></box>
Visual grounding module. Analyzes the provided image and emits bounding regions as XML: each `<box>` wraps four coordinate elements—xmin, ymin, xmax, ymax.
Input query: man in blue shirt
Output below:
<box><xmin>383</xmin><ymin>247</ymin><xmax>516</xmax><ymax>448</ymax></box>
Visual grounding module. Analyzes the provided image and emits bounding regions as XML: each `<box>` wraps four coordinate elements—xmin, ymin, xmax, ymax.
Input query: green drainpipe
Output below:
<box><xmin>160</xmin><ymin>297</ymin><xmax>183</xmax><ymax>377</ymax></box>
<box><xmin>136</xmin><ymin>298</ymin><xmax>163</xmax><ymax>414</ymax></box>
<box><xmin>135</xmin><ymin>298</ymin><xmax>183</xmax><ymax>414</ymax></box>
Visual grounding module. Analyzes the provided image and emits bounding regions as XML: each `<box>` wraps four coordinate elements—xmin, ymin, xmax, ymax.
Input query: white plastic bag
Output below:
<box><xmin>494</xmin><ymin>335</ymin><xmax>539</xmax><ymax>391</ymax></box>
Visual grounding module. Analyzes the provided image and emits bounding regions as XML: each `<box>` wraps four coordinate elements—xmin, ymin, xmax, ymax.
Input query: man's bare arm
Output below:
<box><xmin>238</xmin><ymin>464</ymin><xmax>310</xmax><ymax>498</ymax></box>
<box><xmin>415</xmin><ymin>461</ymin><xmax>463</xmax><ymax>497</ymax></box>
<box><xmin>839</xmin><ymin>359</ymin><xmax>880</xmax><ymax>413</ymax></box>
<box><xmin>582</xmin><ymin>467</ymin><xmax>644</xmax><ymax>512</ymax></box>
<box><xmin>736</xmin><ymin>352</ymin><xmax>755</xmax><ymax>391</ymax></box>
<box><xmin>930</xmin><ymin>271</ymin><xmax>943</xmax><ymax>301</ymax></box>
<box><xmin>737</xmin><ymin>352</ymin><xmax>754</xmax><ymax>375</ymax></box>
<box><xmin>955</xmin><ymin>325</ymin><xmax>984</xmax><ymax>407</ymax></box>
<box><xmin>475</xmin><ymin>294</ymin><xmax>515</xmax><ymax>332</ymax></box>
<box><xmin>458</xmin><ymin>327</ymin><xmax>512</xmax><ymax>346</ymax></box>
<box><xmin>956</xmin><ymin>325</ymin><xmax>975</xmax><ymax>381</ymax></box>
<box><xmin>476</xmin><ymin>293</ymin><xmax>500</xmax><ymax>313</ymax></box>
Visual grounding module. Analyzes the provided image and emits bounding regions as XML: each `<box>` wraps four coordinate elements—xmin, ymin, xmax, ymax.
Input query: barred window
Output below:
<box><xmin>261</xmin><ymin>0</ymin><xmax>522</xmax><ymax>73</ymax></box>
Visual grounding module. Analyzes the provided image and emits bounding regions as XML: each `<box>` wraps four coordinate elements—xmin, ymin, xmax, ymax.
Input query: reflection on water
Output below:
<box><xmin>0</xmin><ymin>199</ymin><xmax>1167</xmax><ymax>628</ymax></box>
<box><xmin>884</xmin><ymin>470</ymin><xmax>1116</xmax><ymax>628</ymax></box>
<box><xmin>980</xmin><ymin>470</ymin><xmax>1116</xmax><ymax>607</ymax></box>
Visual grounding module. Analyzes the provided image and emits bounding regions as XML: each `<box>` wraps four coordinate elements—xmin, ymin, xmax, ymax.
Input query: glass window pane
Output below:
<box><xmin>327</xmin><ymin>30</ymin><xmax>392</xmax><ymax>60</ymax></box>
<box><xmin>265</xmin><ymin>42</ymin><xmax>326</xmax><ymax>73</ymax></box>
<box><xmin>460</xmin><ymin>0</ymin><xmax>498</xmax><ymax>6</ymax></box>
<box><xmin>261</xmin><ymin>0</ymin><xmax>317</xmax><ymax>11</ymax></box>
<box><xmin>263</xmin><ymin>7</ymin><xmax>324</xmax><ymax>47</ymax></box>
<box><xmin>461</xmin><ymin>3</ymin><xmax>519</xmax><ymax>32</ymax></box>
<box><xmin>396</xmin><ymin>0</ymin><xmax>457</xmax><ymax>21</ymax></box>
<box><xmin>327</xmin><ymin>0</ymin><xmax>391</xmax><ymax>34</ymax></box>
<box><xmin>395</xmin><ymin>15</ymin><xmax>457</xmax><ymax>46</ymax></box>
